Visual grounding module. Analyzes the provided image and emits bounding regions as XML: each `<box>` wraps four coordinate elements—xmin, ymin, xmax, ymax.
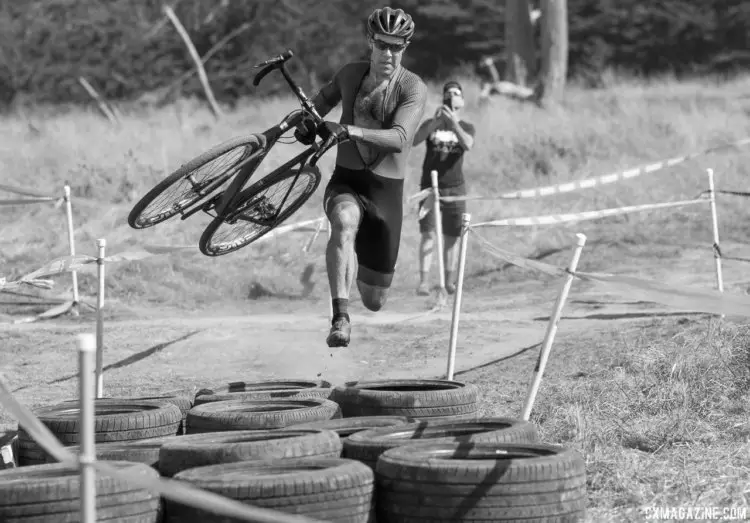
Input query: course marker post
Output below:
<box><xmin>707</xmin><ymin>168</ymin><xmax>724</xmax><ymax>319</ymax></box>
<box><xmin>63</xmin><ymin>185</ymin><xmax>80</xmax><ymax>315</ymax></box>
<box><xmin>430</xmin><ymin>170</ymin><xmax>447</xmax><ymax>299</ymax></box>
<box><xmin>445</xmin><ymin>213</ymin><xmax>471</xmax><ymax>380</ymax></box>
<box><xmin>521</xmin><ymin>233</ymin><xmax>587</xmax><ymax>421</ymax></box>
<box><xmin>95</xmin><ymin>239</ymin><xmax>106</xmax><ymax>398</ymax></box>
<box><xmin>77</xmin><ymin>333</ymin><xmax>97</xmax><ymax>523</ymax></box>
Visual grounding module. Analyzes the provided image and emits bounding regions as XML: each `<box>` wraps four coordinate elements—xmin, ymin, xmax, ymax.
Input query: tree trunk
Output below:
<box><xmin>504</xmin><ymin>0</ymin><xmax>536</xmax><ymax>86</ymax></box>
<box><xmin>536</xmin><ymin>0</ymin><xmax>568</xmax><ymax>105</ymax></box>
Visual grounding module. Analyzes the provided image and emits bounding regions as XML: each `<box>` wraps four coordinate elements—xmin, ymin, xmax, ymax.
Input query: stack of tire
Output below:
<box><xmin>0</xmin><ymin>378</ymin><xmax>588</xmax><ymax>522</ymax></box>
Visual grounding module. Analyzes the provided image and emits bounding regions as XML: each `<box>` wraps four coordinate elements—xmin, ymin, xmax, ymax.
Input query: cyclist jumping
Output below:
<box><xmin>295</xmin><ymin>6</ymin><xmax>428</xmax><ymax>348</ymax></box>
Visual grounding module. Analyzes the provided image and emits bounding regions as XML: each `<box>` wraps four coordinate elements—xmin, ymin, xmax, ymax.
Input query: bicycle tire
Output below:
<box><xmin>198</xmin><ymin>166</ymin><xmax>321</xmax><ymax>257</ymax></box>
<box><xmin>127</xmin><ymin>135</ymin><xmax>265</xmax><ymax>229</ymax></box>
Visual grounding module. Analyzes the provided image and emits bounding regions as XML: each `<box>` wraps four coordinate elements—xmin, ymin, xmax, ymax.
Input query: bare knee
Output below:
<box><xmin>328</xmin><ymin>202</ymin><xmax>360</xmax><ymax>244</ymax></box>
<box><xmin>421</xmin><ymin>231</ymin><xmax>435</xmax><ymax>243</ymax></box>
<box><xmin>357</xmin><ymin>280</ymin><xmax>388</xmax><ymax>311</ymax></box>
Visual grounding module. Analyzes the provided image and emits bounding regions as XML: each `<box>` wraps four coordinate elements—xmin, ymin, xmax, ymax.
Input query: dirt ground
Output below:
<box><xmin>3</xmin><ymin>240</ymin><xmax>749</xmax><ymax>418</ymax></box>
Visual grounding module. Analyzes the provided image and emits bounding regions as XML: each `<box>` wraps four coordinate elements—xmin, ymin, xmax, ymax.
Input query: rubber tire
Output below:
<box><xmin>104</xmin><ymin>395</ymin><xmax>193</xmax><ymax>435</ymax></box>
<box><xmin>343</xmin><ymin>417</ymin><xmax>540</xmax><ymax>470</ymax></box>
<box><xmin>0</xmin><ymin>461</ymin><xmax>161</xmax><ymax>522</ymax></box>
<box><xmin>376</xmin><ymin>442</ymin><xmax>587</xmax><ymax>522</ymax></box>
<box><xmin>194</xmin><ymin>379</ymin><xmax>333</xmax><ymax>406</ymax></box>
<box><xmin>165</xmin><ymin>458</ymin><xmax>374</xmax><ymax>523</ymax></box>
<box><xmin>128</xmin><ymin>134</ymin><xmax>264</xmax><ymax>229</ymax></box>
<box><xmin>44</xmin><ymin>434</ymin><xmax>185</xmax><ymax>471</ymax></box>
<box><xmin>18</xmin><ymin>399</ymin><xmax>182</xmax><ymax>466</ymax></box>
<box><xmin>194</xmin><ymin>388</ymin><xmax>335</xmax><ymax>406</ymax></box>
<box><xmin>292</xmin><ymin>415</ymin><xmax>415</xmax><ymax>442</ymax></box>
<box><xmin>198</xmin><ymin>165</ymin><xmax>321</xmax><ymax>257</ymax></box>
<box><xmin>332</xmin><ymin>379</ymin><xmax>479</xmax><ymax>420</ymax></box>
<box><xmin>184</xmin><ymin>398</ymin><xmax>341</xmax><ymax>434</ymax></box>
<box><xmin>158</xmin><ymin>428</ymin><xmax>342</xmax><ymax>478</ymax></box>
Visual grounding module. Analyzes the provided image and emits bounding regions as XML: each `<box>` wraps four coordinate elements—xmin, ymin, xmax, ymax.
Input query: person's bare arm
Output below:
<box><xmin>346</xmin><ymin>74</ymin><xmax>428</xmax><ymax>153</ymax></box>
<box><xmin>443</xmin><ymin>108</ymin><xmax>475</xmax><ymax>151</ymax></box>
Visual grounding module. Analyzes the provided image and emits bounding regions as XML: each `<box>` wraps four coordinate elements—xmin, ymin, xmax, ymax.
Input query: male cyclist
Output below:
<box><xmin>413</xmin><ymin>80</ymin><xmax>475</xmax><ymax>296</ymax></box>
<box><xmin>295</xmin><ymin>7</ymin><xmax>427</xmax><ymax>348</ymax></box>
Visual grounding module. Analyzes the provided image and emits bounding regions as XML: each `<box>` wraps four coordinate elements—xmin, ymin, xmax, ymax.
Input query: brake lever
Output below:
<box><xmin>310</xmin><ymin>134</ymin><xmax>337</xmax><ymax>167</ymax></box>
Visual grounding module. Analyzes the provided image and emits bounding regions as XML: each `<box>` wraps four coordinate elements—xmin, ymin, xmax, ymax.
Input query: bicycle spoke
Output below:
<box><xmin>136</xmin><ymin>146</ymin><xmax>247</xmax><ymax>225</ymax></box>
<box><xmin>203</xmin><ymin>169</ymin><xmax>319</xmax><ymax>255</ymax></box>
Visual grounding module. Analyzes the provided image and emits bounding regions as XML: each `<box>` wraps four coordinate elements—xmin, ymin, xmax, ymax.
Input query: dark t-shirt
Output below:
<box><xmin>420</xmin><ymin>120</ymin><xmax>475</xmax><ymax>190</ymax></box>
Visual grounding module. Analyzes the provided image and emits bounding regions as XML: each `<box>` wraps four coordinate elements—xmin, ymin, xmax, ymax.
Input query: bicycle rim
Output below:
<box><xmin>199</xmin><ymin>167</ymin><xmax>321</xmax><ymax>256</ymax></box>
<box><xmin>128</xmin><ymin>135</ymin><xmax>263</xmax><ymax>229</ymax></box>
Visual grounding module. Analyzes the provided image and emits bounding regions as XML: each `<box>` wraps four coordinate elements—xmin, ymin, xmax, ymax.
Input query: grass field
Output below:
<box><xmin>2</xmin><ymin>73</ymin><xmax>750</xmax><ymax>522</ymax></box>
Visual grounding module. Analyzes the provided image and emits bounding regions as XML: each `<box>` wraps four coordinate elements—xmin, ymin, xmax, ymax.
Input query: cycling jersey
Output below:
<box><xmin>312</xmin><ymin>61</ymin><xmax>427</xmax><ymax>180</ymax></box>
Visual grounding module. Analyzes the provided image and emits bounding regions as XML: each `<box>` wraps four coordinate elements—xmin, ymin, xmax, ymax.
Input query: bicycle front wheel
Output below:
<box><xmin>198</xmin><ymin>166</ymin><xmax>321</xmax><ymax>256</ymax></box>
<box><xmin>127</xmin><ymin>135</ymin><xmax>265</xmax><ymax>229</ymax></box>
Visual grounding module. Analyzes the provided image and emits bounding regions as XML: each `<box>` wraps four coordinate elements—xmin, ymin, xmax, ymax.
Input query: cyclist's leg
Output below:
<box><xmin>355</xmin><ymin>177</ymin><xmax>405</xmax><ymax>311</ymax></box>
<box><xmin>325</xmin><ymin>192</ymin><xmax>362</xmax><ymax>304</ymax></box>
<box><xmin>323</xmin><ymin>172</ymin><xmax>364</xmax><ymax>348</ymax></box>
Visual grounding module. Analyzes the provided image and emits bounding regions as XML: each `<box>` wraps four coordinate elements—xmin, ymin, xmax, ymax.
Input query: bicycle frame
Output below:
<box><xmin>179</xmin><ymin>49</ymin><xmax>332</xmax><ymax>223</ymax></box>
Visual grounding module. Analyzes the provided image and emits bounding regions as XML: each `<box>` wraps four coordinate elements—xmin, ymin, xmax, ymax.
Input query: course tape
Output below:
<box><xmin>0</xmin><ymin>375</ymin><xmax>326</xmax><ymax>523</ymax></box>
<box><xmin>474</xmin><ymin>234</ymin><xmax>750</xmax><ymax>318</ymax></box>
<box><xmin>0</xmin><ymin>197</ymin><xmax>59</xmax><ymax>206</ymax></box>
<box><xmin>471</xmin><ymin>198</ymin><xmax>708</xmax><ymax>228</ymax></box>
<box><xmin>0</xmin><ymin>183</ymin><xmax>56</xmax><ymax>199</ymax></box>
<box><xmin>408</xmin><ymin>137</ymin><xmax>750</xmax><ymax>203</ymax></box>
<box><xmin>2</xmin><ymin>218</ymin><xmax>329</xmax><ymax>290</ymax></box>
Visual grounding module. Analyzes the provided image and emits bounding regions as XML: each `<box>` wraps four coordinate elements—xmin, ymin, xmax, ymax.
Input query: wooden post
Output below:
<box><xmin>163</xmin><ymin>5</ymin><xmax>222</xmax><ymax>119</ymax></box>
<box><xmin>536</xmin><ymin>0</ymin><xmax>569</xmax><ymax>105</ymax></box>
<box><xmin>505</xmin><ymin>0</ymin><xmax>537</xmax><ymax>86</ymax></box>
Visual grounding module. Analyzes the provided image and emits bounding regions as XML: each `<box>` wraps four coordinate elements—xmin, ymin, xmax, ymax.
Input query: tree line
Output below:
<box><xmin>1</xmin><ymin>0</ymin><xmax>748</xmax><ymax>108</ymax></box>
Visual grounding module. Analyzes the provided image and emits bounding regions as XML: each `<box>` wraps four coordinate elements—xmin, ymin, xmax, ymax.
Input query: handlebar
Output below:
<box><xmin>252</xmin><ymin>49</ymin><xmax>294</xmax><ymax>87</ymax></box>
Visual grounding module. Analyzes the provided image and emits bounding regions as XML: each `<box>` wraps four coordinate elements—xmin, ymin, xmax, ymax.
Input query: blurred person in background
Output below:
<box><xmin>412</xmin><ymin>80</ymin><xmax>475</xmax><ymax>296</ymax></box>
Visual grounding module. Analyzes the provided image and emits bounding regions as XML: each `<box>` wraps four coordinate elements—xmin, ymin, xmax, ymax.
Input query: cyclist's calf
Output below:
<box><xmin>356</xmin><ymin>280</ymin><xmax>388</xmax><ymax>311</ymax></box>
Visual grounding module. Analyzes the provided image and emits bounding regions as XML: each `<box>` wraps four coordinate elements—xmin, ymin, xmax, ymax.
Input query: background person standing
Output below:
<box><xmin>413</xmin><ymin>80</ymin><xmax>475</xmax><ymax>295</ymax></box>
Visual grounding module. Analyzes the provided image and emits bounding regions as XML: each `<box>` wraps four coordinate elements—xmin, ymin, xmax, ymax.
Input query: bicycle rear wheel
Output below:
<box><xmin>198</xmin><ymin>166</ymin><xmax>321</xmax><ymax>256</ymax></box>
<box><xmin>127</xmin><ymin>135</ymin><xmax>265</xmax><ymax>229</ymax></box>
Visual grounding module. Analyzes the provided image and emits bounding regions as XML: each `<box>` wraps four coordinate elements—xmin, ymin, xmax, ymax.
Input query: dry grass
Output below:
<box><xmin>3</xmin><ymin>73</ymin><xmax>750</xmax><ymax>521</ymax></box>
<box><xmin>468</xmin><ymin>316</ymin><xmax>750</xmax><ymax>521</ymax></box>
<box><xmin>2</xmin><ymin>74</ymin><xmax>750</xmax><ymax>307</ymax></box>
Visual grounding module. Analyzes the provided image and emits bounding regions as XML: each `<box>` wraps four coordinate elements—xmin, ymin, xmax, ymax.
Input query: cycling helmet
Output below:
<box><xmin>367</xmin><ymin>7</ymin><xmax>415</xmax><ymax>43</ymax></box>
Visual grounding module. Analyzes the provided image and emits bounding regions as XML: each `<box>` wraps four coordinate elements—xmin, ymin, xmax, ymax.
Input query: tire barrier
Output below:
<box><xmin>158</xmin><ymin>428</ymin><xmax>343</xmax><ymax>478</ymax></box>
<box><xmin>0</xmin><ymin>461</ymin><xmax>162</xmax><ymax>523</ymax></box>
<box><xmin>184</xmin><ymin>398</ymin><xmax>342</xmax><ymax>434</ymax></box>
<box><xmin>17</xmin><ymin>399</ymin><xmax>182</xmax><ymax>466</ymax></box>
<box><xmin>376</xmin><ymin>442</ymin><xmax>587</xmax><ymax>522</ymax></box>
<box><xmin>166</xmin><ymin>458</ymin><xmax>375</xmax><ymax>523</ymax></box>
<box><xmin>331</xmin><ymin>379</ymin><xmax>479</xmax><ymax>421</ymax></box>
<box><xmin>343</xmin><ymin>417</ymin><xmax>540</xmax><ymax>471</ymax></box>
<box><xmin>291</xmin><ymin>415</ymin><xmax>414</xmax><ymax>443</ymax></box>
<box><xmin>194</xmin><ymin>379</ymin><xmax>334</xmax><ymax>406</ymax></box>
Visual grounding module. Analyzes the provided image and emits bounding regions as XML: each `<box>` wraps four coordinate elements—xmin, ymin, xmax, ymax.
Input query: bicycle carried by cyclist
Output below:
<box><xmin>127</xmin><ymin>49</ymin><xmax>344</xmax><ymax>257</ymax></box>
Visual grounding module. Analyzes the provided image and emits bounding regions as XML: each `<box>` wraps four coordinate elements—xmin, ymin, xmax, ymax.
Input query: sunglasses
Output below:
<box><xmin>445</xmin><ymin>89</ymin><xmax>463</xmax><ymax>97</ymax></box>
<box><xmin>373</xmin><ymin>40</ymin><xmax>407</xmax><ymax>53</ymax></box>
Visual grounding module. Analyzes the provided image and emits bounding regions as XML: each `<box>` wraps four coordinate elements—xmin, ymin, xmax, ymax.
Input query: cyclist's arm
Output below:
<box><xmin>347</xmin><ymin>77</ymin><xmax>428</xmax><ymax>153</ymax></box>
<box><xmin>310</xmin><ymin>73</ymin><xmax>342</xmax><ymax>118</ymax></box>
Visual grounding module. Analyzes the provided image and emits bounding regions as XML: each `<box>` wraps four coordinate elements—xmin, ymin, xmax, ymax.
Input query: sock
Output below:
<box><xmin>332</xmin><ymin>298</ymin><xmax>349</xmax><ymax>320</ymax></box>
<box><xmin>445</xmin><ymin>271</ymin><xmax>455</xmax><ymax>286</ymax></box>
<box><xmin>419</xmin><ymin>270</ymin><xmax>429</xmax><ymax>285</ymax></box>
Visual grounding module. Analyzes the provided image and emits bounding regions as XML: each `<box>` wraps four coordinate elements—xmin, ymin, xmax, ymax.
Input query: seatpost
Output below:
<box><xmin>279</xmin><ymin>64</ymin><xmax>323</xmax><ymax>123</ymax></box>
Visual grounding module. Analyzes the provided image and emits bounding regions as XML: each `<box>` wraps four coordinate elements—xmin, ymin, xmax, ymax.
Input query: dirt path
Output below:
<box><xmin>2</xmin><ymin>242</ymin><xmax>749</xmax><ymax>416</ymax></box>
